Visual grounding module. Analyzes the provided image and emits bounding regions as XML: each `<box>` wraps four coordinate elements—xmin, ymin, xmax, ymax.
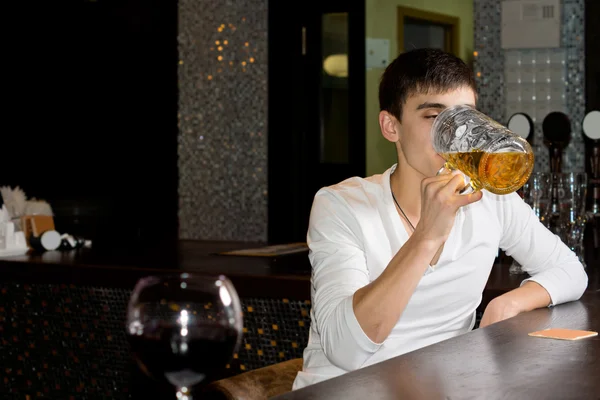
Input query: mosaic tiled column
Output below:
<box><xmin>178</xmin><ymin>0</ymin><xmax>268</xmax><ymax>241</ymax></box>
<box><xmin>473</xmin><ymin>0</ymin><xmax>586</xmax><ymax>173</ymax></box>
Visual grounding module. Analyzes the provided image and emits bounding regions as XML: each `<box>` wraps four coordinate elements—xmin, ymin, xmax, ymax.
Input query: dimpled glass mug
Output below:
<box><xmin>431</xmin><ymin>105</ymin><xmax>534</xmax><ymax>195</ymax></box>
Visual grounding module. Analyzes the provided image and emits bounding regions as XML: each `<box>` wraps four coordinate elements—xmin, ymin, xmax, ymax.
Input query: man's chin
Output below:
<box><xmin>435</xmin><ymin>155</ymin><xmax>446</xmax><ymax>171</ymax></box>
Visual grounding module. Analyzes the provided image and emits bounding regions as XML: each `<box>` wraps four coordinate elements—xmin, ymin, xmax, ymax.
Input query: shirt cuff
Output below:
<box><xmin>344</xmin><ymin>295</ymin><xmax>385</xmax><ymax>352</ymax></box>
<box><xmin>520</xmin><ymin>275</ymin><xmax>559</xmax><ymax>307</ymax></box>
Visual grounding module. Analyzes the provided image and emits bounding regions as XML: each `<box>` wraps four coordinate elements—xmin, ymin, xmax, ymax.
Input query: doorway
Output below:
<box><xmin>397</xmin><ymin>6</ymin><xmax>460</xmax><ymax>56</ymax></box>
<box><xmin>267</xmin><ymin>0</ymin><xmax>366</xmax><ymax>244</ymax></box>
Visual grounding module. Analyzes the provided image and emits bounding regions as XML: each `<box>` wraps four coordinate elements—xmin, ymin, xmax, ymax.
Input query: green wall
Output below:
<box><xmin>365</xmin><ymin>0</ymin><xmax>474</xmax><ymax>176</ymax></box>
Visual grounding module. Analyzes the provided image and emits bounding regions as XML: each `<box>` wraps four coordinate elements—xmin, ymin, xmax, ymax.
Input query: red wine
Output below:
<box><xmin>127</xmin><ymin>323</ymin><xmax>240</xmax><ymax>387</ymax></box>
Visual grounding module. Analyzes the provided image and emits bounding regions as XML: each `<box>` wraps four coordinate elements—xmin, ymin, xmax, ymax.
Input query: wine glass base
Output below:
<box><xmin>176</xmin><ymin>385</ymin><xmax>193</xmax><ymax>400</ymax></box>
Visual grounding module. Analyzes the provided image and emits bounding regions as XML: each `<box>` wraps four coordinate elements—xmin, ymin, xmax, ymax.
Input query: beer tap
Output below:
<box><xmin>543</xmin><ymin>111</ymin><xmax>571</xmax><ymax>173</ymax></box>
<box><xmin>508</xmin><ymin>112</ymin><xmax>535</xmax><ymax>144</ymax></box>
<box><xmin>504</xmin><ymin>112</ymin><xmax>535</xmax><ymax>267</ymax></box>
<box><xmin>543</xmin><ymin>112</ymin><xmax>571</xmax><ymax>224</ymax></box>
<box><xmin>582</xmin><ymin>110</ymin><xmax>600</xmax><ymax>255</ymax></box>
<box><xmin>508</xmin><ymin>112</ymin><xmax>534</xmax><ymax>199</ymax></box>
<box><xmin>590</xmin><ymin>147</ymin><xmax>600</xmax><ymax>213</ymax></box>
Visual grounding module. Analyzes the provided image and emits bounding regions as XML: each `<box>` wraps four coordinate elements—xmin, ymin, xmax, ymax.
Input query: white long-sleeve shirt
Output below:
<box><xmin>292</xmin><ymin>164</ymin><xmax>588</xmax><ymax>390</ymax></box>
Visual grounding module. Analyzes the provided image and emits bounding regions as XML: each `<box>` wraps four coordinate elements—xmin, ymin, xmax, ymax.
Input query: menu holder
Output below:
<box><xmin>21</xmin><ymin>215</ymin><xmax>56</xmax><ymax>247</ymax></box>
<box><xmin>217</xmin><ymin>242</ymin><xmax>308</xmax><ymax>257</ymax></box>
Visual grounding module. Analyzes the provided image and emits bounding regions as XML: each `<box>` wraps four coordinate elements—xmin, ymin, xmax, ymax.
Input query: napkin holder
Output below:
<box><xmin>0</xmin><ymin>205</ymin><xmax>28</xmax><ymax>257</ymax></box>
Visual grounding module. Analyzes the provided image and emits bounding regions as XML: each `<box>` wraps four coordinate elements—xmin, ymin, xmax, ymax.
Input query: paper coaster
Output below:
<box><xmin>528</xmin><ymin>328</ymin><xmax>598</xmax><ymax>341</ymax></box>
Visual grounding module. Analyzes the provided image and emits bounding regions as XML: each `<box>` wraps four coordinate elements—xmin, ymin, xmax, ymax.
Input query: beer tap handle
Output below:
<box><xmin>595</xmin><ymin>218</ymin><xmax>599</xmax><ymax>250</ymax></box>
<box><xmin>507</xmin><ymin>112</ymin><xmax>534</xmax><ymax>145</ymax></box>
<box><xmin>583</xmin><ymin>112</ymin><xmax>600</xmax><ymax>218</ymax></box>
<box><xmin>591</xmin><ymin>146</ymin><xmax>600</xmax><ymax>214</ymax></box>
<box><xmin>590</xmin><ymin>213</ymin><xmax>600</xmax><ymax>251</ymax></box>
<box><xmin>543</xmin><ymin>112</ymin><xmax>571</xmax><ymax>224</ymax></box>
<box><xmin>591</xmin><ymin>145</ymin><xmax>600</xmax><ymax>179</ymax></box>
<box><xmin>549</xmin><ymin>146</ymin><xmax>563</xmax><ymax>173</ymax></box>
<box><xmin>543</xmin><ymin>111</ymin><xmax>571</xmax><ymax>174</ymax></box>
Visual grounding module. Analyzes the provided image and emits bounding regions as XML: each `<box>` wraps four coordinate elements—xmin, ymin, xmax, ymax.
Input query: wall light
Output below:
<box><xmin>323</xmin><ymin>54</ymin><xmax>348</xmax><ymax>78</ymax></box>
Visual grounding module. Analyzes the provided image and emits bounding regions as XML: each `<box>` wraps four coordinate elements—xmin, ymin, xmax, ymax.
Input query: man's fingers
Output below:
<box><xmin>421</xmin><ymin>179</ymin><xmax>449</xmax><ymax>198</ymax></box>
<box><xmin>422</xmin><ymin>170</ymin><xmax>483</xmax><ymax>208</ymax></box>
<box><xmin>422</xmin><ymin>170</ymin><xmax>460</xmax><ymax>187</ymax></box>
<box><xmin>456</xmin><ymin>189</ymin><xmax>484</xmax><ymax>207</ymax></box>
<box><xmin>443</xmin><ymin>173</ymin><xmax>470</xmax><ymax>194</ymax></box>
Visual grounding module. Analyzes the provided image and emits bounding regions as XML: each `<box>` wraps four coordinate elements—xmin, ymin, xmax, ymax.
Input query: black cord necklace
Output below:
<box><xmin>390</xmin><ymin>182</ymin><xmax>415</xmax><ymax>231</ymax></box>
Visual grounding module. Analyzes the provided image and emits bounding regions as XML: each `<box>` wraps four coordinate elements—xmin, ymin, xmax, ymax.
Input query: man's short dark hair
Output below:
<box><xmin>379</xmin><ymin>48</ymin><xmax>476</xmax><ymax>121</ymax></box>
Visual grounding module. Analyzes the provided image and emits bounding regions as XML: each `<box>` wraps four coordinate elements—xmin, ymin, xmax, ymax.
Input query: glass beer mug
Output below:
<box><xmin>431</xmin><ymin>105</ymin><xmax>534</xmax><ymax>195</ymax></box>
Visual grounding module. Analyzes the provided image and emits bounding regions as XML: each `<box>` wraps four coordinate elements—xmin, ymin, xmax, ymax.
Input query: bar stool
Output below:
<box><xmin>202</xmin><ymin>358</ymin><xmax>303</xmax><ymax>399</ymax></box>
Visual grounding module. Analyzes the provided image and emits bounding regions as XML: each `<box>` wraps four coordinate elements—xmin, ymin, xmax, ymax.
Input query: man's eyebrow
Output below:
<box><xmin>416</xmin><ymin>102</ymin><xmax>477</xmax><ymax>110</ymax></box>
<box><xmin>416</xmin><ymin>102</ymin><xmax>446</xmax><ymax>110</ymax></box>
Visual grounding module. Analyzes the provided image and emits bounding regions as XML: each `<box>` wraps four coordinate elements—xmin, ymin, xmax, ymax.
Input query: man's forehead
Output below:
<box><xmin>405</xmin><ymin>88</ymin><xmax>477</xmax><ymax>108</ymax></box>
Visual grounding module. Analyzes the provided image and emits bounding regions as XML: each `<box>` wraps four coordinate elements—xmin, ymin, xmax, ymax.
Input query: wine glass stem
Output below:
<box><xmin>176</xmin><ymin>386</ymin><xmax>193</xmax><ymax>400</ymax></box>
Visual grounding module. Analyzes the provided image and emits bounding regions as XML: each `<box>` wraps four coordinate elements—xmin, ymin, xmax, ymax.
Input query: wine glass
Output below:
<box><xmin>510</xmin><ymin>172</ymin><xmax>552</xmax><ymax>274</ymax></box>
<box><xmin>523</xmin><ymin>172</ymin><xmax>553</xmax><ymax>227</ymax></box>
<box><xmin>126</xmin><ymin>273</ymin><xmax>243</xmax><ymax>400</ymax></box>
<box><xmin>555</xmin><ymin>173</ymin><xmax>588</xmax><ymax>268</ymax></box>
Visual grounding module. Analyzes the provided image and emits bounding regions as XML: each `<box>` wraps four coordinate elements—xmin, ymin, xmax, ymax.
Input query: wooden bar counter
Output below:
<box><xmin>0</xmin><ymin>240</ymin><xmax>597</xmax><ymax>399</ymax></box>
<box><xmin>274</xmin><ymin>291</ymin><xmax>600</xmax><ymax>400</ymax></box>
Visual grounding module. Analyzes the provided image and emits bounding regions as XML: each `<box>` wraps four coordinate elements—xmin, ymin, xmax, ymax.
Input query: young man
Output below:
<box><xmin>292</xmin><ymin>48</ymin><xmax>587</xmax><ymax>390</ymax></box>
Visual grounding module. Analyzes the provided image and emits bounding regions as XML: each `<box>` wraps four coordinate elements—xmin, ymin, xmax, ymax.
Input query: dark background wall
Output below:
<box><xmin>586</xmin><ymin>0</ymin><xmax>600</xmax><ymax>114</ymax></box>
<box><xmin>4</xmin><ymin>0</ymin><xmax>179</xmax><ymax>250</ymax></box>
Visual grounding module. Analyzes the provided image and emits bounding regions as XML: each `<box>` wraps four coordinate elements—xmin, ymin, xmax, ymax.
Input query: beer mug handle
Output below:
<box><xmin>458</xmin><ymin>182</ymin><xmax>475</xmax><ymax>195</ymax></box>
<box><xmin>436</xmin><ymin>163</ymin><xmax>476</xmax><ymax>195</ymax></box>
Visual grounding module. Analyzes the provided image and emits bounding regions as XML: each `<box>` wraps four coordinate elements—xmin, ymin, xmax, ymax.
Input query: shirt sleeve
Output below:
<box><xmin>496</xmin><ymin>192</ymin><xmax>588</xmax><ymax>306</ymax></box>
<box><xmin>307</xmin><ymin>188</ymin><xmax>383</xmax><ymax>371</ymax></box>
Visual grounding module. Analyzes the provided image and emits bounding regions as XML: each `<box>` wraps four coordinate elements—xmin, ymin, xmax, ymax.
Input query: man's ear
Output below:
<box><xmin>379</xmin><ymin>111</ymin><xmax>401</xmax><ymax>143</ymax></box>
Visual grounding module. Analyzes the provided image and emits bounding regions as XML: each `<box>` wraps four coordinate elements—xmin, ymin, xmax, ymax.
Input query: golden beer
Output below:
<box><xmin>441</xmin><ymin>150</ymin><xmax>534</xmax><ymax>195</ymax></box>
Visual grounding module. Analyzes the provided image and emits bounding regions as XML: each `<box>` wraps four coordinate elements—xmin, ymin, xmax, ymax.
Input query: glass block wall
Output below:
<box><xmin>473</xmin><ymin>0</ymin><xmax>586</xmax><ymax>173</ymax></box>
